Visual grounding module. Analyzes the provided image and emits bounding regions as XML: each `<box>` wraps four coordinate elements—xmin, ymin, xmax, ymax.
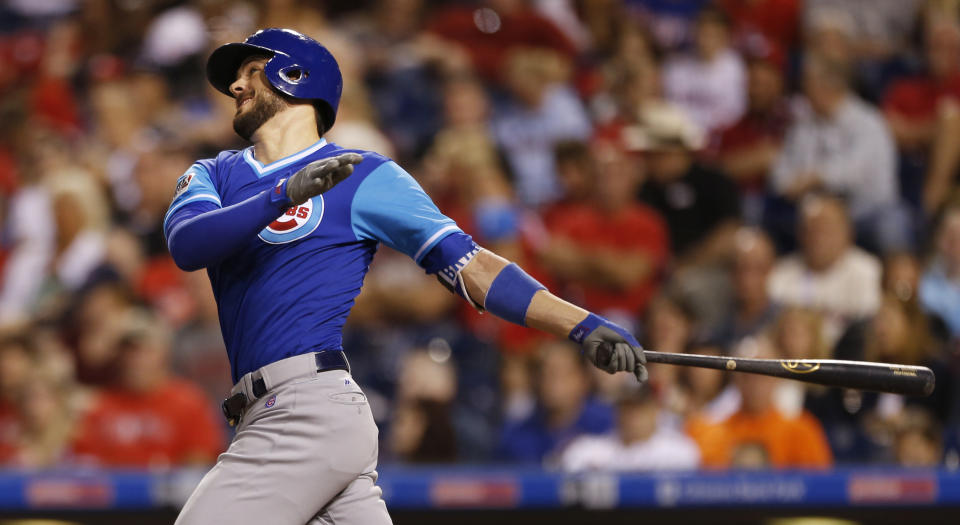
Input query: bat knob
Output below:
<box><xmin>922</xmin><ymin>368</ymin><xmax>936</xmax><ymax>397</ymax></box>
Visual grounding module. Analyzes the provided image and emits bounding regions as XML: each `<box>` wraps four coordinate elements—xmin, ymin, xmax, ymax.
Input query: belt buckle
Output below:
<box><xmin>221</xmin><ymin>392</ymin><xmax>248</xmax><ymax>427</ymax></box>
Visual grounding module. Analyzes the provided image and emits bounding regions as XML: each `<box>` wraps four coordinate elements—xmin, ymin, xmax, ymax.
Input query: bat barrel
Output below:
<box><xmin>643</xmin><ymin>352</ymin><xmax>935</xmax><ymax>397</ymax></box>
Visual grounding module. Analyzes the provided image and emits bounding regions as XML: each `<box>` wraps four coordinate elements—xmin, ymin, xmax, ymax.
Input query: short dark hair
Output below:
<box><xmin>554</xmin><ymin>140</ymin><xmax>591</xmax><ymax>165</ymax></box>
<box><xmin>697</xmin><ymin>6</ymin><xmax>732</xmax><ymax>29</ymax></box>
<box><xmin>314</xmin><ymin>102</ymin><xmax>332</xmax><ymax>135</ymax></box>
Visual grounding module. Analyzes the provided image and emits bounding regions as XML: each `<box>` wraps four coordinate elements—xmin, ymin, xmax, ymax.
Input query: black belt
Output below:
<box><xmin>221</xmin><ymin>350</ymin><xmax>349</xmax><ymax>426</ymax></box>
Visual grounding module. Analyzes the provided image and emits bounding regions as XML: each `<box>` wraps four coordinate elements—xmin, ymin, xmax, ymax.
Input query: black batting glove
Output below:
<box><xmin>285</xmin><ymin>152</ymin><xmax>363</xmax><ymax>206</ymax></box>
<box><xmin>569</xmin><ymin>313</ymin><xmax>648</xmax><ymax>383</ymax></box>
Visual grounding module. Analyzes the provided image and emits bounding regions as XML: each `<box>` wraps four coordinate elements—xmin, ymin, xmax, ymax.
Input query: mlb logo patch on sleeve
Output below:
<box><xmin>175</xmin><ymin>172</ymin><xmax>195</xmax><ymax>197</ymax></box>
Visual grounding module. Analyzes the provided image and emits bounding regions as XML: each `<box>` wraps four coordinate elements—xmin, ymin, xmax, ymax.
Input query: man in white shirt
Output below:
<box><xmin>559</xmin><ymin>385</ymin><xmax>700</xmax><ymax>472</ymax></box>
<box><xmin>768</xmin><ymin>194</ymin><xmax>882</xmax><ymax>345</ymax></box>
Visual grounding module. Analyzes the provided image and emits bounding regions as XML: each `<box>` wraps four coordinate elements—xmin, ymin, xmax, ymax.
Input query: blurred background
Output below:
<box><xmin>0</xmin><ymin>0</ymin><xmax>959</xmax><ymax>523</ymax></box>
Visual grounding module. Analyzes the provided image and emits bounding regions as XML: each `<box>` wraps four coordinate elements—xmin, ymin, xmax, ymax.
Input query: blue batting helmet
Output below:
<box><xmin>206</xmin><ymin>28</ymin><xmax>342</xmax><ymax>132</ymax></box>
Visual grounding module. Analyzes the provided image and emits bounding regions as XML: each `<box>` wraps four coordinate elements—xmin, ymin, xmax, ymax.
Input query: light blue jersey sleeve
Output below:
<box><xmin>162</xmin><ymin>160</ymin><xmax>222</xmax><ymax>238</ymax></box>
<box><xmin>351</xmin><ymin>161</ymin><xmax>461</xmax><ymax>263</ymax></box>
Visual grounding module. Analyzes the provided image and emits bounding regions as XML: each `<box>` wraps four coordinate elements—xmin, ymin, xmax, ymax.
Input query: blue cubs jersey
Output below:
<box><xmin>163</xmin><ymin>139</ymin><xmax>462</xmax><ymax>382</ymax></box>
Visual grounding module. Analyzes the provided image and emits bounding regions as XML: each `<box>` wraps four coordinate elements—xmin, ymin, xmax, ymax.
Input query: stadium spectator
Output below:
<box><xmin>560</xmin><ymin>384</ymin><xmax>700</xmax><ymax>471</ymax></box>
<box><xmin>643</xmin><ymin>294</ymin><xmax>697</xmax><ymax>356</ymax></box>
<box><xmin>349</xmin><ymin>0</ymin><xmax>458</xmax><ymax>160</ymax></box>
<box><xmin>688</xmin><ymin>336</ymin><xmax>833</xmax><ymax>469</ymax></box>
<box><xmin>920</xmin><ymin>207</ymin><xmax>960</xmax><ymax>338</ymax></box>
<box><xmin>389</xmin><ymin>398</ymin><xmax>457</xmax><ymax>464</ymax></box>
<box><xmin>768</xmin><ymin>195</ymin><xmax>883</xmax><ymax>345</ymax></box>
<box><xmin>127</xmin><ymin>145</ymin><xmax>193</xmax><ymax>257</ymax></box>
<box><xmin>491</xmin><ymin>48</ymin><xmax>591</xmax><ymax>207</ymax></box>
<box><xmin>838</xmin><ymin>295</ymin><xmax>952</xmax><ymax>422</ymax></box>
<box><xmin>422</xmin><ymin>75</ymin><xmax>519</xmax><ymax>252</ymax></box>
<box><xmin>885</xmin><ymin>18</ymin><xmax>960</xmax><ymax>214</ymax></box>
<box><xmin>662</xmin><ymin>6</ymin><xmax>746</xmax><ymax>135</ymax></box>
<box><xmin>883</xmin><ymin>250</ymin><xmax>950</xmax><ymax>345</ymax></box>
<box><xmin>0</xmin><ymin>332</ymin><xmax>32</xmax><ymax>461</ymax></box>
<box><xmin>47</xmin><ymin>169</ymin><xmax>110</xmax><ymax>292</ymax></box>
<box><xmin>711</xmin><ymin>44</ymin><xmax>790</xmax><ymax>224</ymax></box>
<box><xmin>632</xmin><ymin>104</ymin><xmax>741</xmax><ymax>265</ymax></box>
<box><xmin>10</xmin><ymin>374</ymin><xmax>76</xmax><ymax>468</ymax></box>
<box><xmin>805</xmin><ymin>0</ymin><xmax>920</xmax><ymax>61</ymax></box>
<box><xmin>801</xmin><ymin>9</ymin><xmax>854</xmax><ymax>90</ymax></box>
<box><xmin>804</xmin><ymin>1</ymin><xmax>921</xmax><ymax>100</ymax></box>
<box><xmin>770</xmin><ymin>54</ymin><xmax>910</xmax><ymax>252</ymax></box>
<box><xmin>716</xmin><ymin>0</ymin><xmax>801</xmax><ymax>53</ymax></box>
<box><xmin>72</xmin><ymin>310</ymin><xmax>224</xmax><ymax>467</ymax></box>
<box><xmin>642</xmin><ymin>293</ymin><xmax>697</xmax><ymax>399</ymax></box>
<box><xmin>426</xmin><ymin>0</ymin><xmax>576</xmax><ymax>85</ymax></box>
<box><xmin>0</xmin><ymin>128</ymin><xmax>56</xmax><ymax>326</ymax></box>
<box><xmin>769</xmin><ymin>307</ymin><xmax>827</xmax><ymax>418</ymax></box>
<box><xmin>885</xmin><ymin>251</ymin><xmax>924</xmax><ymax>304</ymax></box>
<box><xmin>590</xmin><ymin>22</ymin><xmax>661</xmax><ymax>128</ymax></box>
<box><xmin>629</xmin><ymin>0</ymin><xmax>712</xmax><ymax>52</ymax></box>
<box><xmin>709</xmin><ymin>227</ymin><xmax>780</xmax><ymax>345</ymax></box>
<box><xmin>894</xmin><ymin>407</ymin><xmax>943</xmax><ymax>467</ymax></box>
<box><xmin>170</xmin><ymin>270</ymin><xmax>233</xmax><ymax>411</ymax></box>
<box><xmin>675</xmin><ymin>343</ymin><xmax>740</xmax><ymax>423</ymax></box>
<box><xmin>325</xmin><ymin>83</ymin><xmax>397</xmax><ymax>158</ymax></box>
<box><xmin>498</xmin><ymin>342</ymin><xmax>614</xmax><ymax>464</ymax></box>
<box><xmin>397</xmin><ymin>347</ymin><xmax>497</xmax><ymax>462</ymax></box>
<box><xmin>538</xmin><ymin>140</ymin><xmax>668</xmax><ymax>319</ymax></box>
<box><xmin>771</xmin><ymin>307</ymin><xmax>828</xmax><ymax>362</ymax></box>
<box><xmin>501</xmin><ymin>350</ymin><xmax>536</xmax><ymax>423</ymax></box>
<box><xmin>813</xmin><ymin>294</ymin><xmax>952</xmax><ymax>462</ymax></box>
<box><xmin>68</xmin><ymin>278</ymin><xmax>137</xmax><ymax>386</ymax></box>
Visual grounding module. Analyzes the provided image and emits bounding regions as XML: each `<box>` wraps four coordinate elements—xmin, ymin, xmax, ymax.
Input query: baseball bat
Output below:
<box><xmin>640</xmin><ymin>351</ymin><xmax>935</xmax><ymax>396</ymax></box>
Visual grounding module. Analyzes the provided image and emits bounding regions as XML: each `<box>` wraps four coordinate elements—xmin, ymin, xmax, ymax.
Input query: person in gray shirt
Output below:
<box><xmin>771</xmin><ymin>54</ymin><xmax>913</xmax><ymax>252</ymax></box>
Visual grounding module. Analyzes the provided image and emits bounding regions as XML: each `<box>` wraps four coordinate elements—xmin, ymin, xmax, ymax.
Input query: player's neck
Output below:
<box><xmin>251</xmin><ymin>106</ymin><xmax>322</xmax><ymax>165</ymax></box>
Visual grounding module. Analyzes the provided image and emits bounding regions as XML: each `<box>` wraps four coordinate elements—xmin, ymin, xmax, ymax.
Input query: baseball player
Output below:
<box><xmin>165</xmin><ymin>28</ymin><xmax>647</xmax><ymax>525</ymax></box>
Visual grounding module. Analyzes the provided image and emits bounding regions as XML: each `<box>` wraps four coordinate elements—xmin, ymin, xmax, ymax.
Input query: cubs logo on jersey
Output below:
<box><xmin>258</xmin><ymin>195</ymin><xmax>324</xmax><ymax>244</ymax></box>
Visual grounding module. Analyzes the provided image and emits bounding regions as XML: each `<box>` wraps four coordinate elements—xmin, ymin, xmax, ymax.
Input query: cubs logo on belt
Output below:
<box><xmin>258</xmin><ymin>195</ymin><xmax>324</xmax><ymax>244</ymax></box>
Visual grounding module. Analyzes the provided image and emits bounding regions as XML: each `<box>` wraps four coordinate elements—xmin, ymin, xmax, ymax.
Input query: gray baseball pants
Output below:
<box><xmin>175</xmin><ymin>353</ymin><xmax>392</xmax><ymax>525</ymax></box>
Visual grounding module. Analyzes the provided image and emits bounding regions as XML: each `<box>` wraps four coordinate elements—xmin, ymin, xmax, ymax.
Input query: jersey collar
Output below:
<box><xmin>243</xmin><ymin>138</ymin><xmax>329</xmax><ymax>178</ymax></box>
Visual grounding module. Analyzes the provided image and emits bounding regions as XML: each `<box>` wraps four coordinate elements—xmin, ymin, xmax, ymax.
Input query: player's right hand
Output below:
<box><xmin>577</xmin><ymin>316</ymin><xmax>648</xmax><ymax>384</ymax></box>
<box><xmin>286</xmin><ymin>153</ymin><xmax>364</xmax><ymax>205</ymax></box>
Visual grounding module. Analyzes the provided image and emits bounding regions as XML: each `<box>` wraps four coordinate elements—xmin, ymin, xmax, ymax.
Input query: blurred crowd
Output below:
<box><xmin>1</xmin><ymin>0</ymin><xmax>960</xmax><ymax>473</ymax></box>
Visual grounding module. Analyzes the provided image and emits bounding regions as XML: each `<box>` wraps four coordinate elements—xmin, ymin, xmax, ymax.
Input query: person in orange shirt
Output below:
<box><xmin>687</xmin><ymin>335</ymin><xmax>833</xmax><ymax>469</ymax></box>
<box><xmin>72</xmin><ymin>310</ymin><xmax>224</xmax><ymax>467</ymax></box>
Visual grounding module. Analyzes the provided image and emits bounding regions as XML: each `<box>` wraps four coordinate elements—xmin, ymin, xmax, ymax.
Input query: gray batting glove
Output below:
<box><xmin>571</xmin><ymin>314</ymin><xmax>648</xmax><ymax>383</ymax></box>
<box><xmin>286</xmin><ymin>153</ymin><xmax>363</xmax><ymax>205</ymax></box>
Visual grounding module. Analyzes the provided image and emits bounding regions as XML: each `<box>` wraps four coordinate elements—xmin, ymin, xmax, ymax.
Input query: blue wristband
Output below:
<box><xmin>484</xmin><ymin>263</ymin><xmax>546</xmax><ymax>326</ymax></box>
<box><xmin>569</xmin><ymin>313</ymin><xmax>641</xmax><ymax>347</ymax></box>
<box><xmin>269</xmin><ymin>177</ymin><xmax>293</xmax><ymax>209</ymax></box>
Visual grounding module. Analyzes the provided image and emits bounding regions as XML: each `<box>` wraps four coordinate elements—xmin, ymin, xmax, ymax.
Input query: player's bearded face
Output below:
<box><xmin>233</xmin><ymin>85</ymin><xmax>287</xmax><ymax>141</ymax></box>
